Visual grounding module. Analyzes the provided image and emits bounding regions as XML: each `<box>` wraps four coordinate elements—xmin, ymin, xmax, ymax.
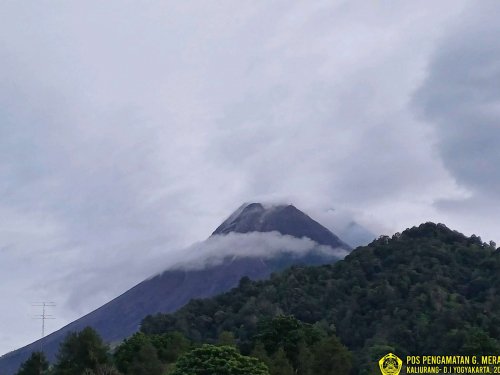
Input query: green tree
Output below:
<box><xmin>268</xmin><ymin>348</ymin><xmax>294</xmax><ymax>375</ymax></box>
<box><xmin>250</xmin><ymin>342</ymin><xmax>271</xmax><ymax>367</ymax></box>
<box><xmin>255</xmin><ymin>315</ymin><xmax>322</xmax><ymax>370</ymax></box>
<box><xmin>53</xmin><ymin>327</ymin><xmax>109</xmax><ymax>375</ymax></box>
<box><xmin>460</xmin><ymin>327</ymin><xmax>500</xmax><ymax>355</ymax></box>
<box><xmin>171</xmin><ymin>344</ymin><xmax>269</xmax><ymax>375</ymax></box>
<box><xmin>256</xmin><ymin>315</ymin><xmax>301</xmax><ymax>355</ymax></box>
<box><xmin>310</xmin><ymin>336</ymin><xmax>352</xmax><ymax>375</ymax></box>
<box><xmin>127</xmin><ymin>341</ymin><xmax>163</xmax><ymax>375</ymax></box>
<box><xmin>114</xmin><ymin>332</ymin><xmax>150</xmax><ymax>373</ymax></box>
<box><xmin>296</xmin><ymin>342</ymin><xmax>313</xmax><ymax>375</ymax></box>
<box><xmin>150</xmin><ymin>332</ymin><xmax>190</xmax><ymax>364</ymax></box>
<box><xmin>114</xmin><ymin>333</ymin><xmax>163</xmax><ymax>374</ymax></box>
<box><xmin>16</xmin><ymin>352</ymin><xmax>49</xmax><ymax>375</ymax></box>
<box><xmin>114</xmin><ymin>331</ymin><xmax>190</xmax><ymax>373</ymax></box>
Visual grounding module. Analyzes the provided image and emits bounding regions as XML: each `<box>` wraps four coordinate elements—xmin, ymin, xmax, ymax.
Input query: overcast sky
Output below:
<box><xmin>1</xmin><ymin>0</ymin><xmax>499</xmax><ymax>355</ymax></box>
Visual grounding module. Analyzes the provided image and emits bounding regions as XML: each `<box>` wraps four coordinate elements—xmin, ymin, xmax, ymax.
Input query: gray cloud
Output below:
<box><xmin>2</xmin><ymin>0</ymin><xmax>497</xmax><ymax>356</ymax></box>
<box><xmin>156</xmin><ymin>231</ymin><xmax>348</xmax><ymax>272</ymax></box>
<box><xmin>414</xmin><ymin>0</ymin><xmax>500</xmax><ymax>197</ymax></box>
<box><xmin>412</xmin><ymin>0</ymin><xmax>500</xmax><ymax>239</ymax></box>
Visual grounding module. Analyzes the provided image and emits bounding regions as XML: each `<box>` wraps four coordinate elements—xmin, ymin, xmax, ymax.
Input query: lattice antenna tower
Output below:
<box><xmin>32</xmin><ymin>302</ymin><xmax>56</xmax><ymax>352</ymax></box>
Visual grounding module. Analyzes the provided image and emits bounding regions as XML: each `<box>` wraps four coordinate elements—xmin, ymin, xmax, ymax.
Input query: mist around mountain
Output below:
<box><xmin>0</xmin><ymin>203</ymin><xmax>349</xmax><ymax>375</ymax></box>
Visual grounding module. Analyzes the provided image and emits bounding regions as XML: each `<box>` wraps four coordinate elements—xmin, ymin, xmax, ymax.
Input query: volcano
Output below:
<box><xmin>0</xmin><ymin>203</ymin><xmax>350</xmax><ymax>374</ymax></box>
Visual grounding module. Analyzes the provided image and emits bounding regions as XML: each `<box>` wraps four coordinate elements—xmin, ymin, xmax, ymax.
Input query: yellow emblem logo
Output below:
<box><xmin>379</xmin><ymin>353</ymin><xmax>403</xmax><ymax>375</ymax></box>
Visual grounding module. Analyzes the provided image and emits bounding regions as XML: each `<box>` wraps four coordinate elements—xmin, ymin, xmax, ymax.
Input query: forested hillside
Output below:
<box><xmin>141</xmin><ymin>223</ymin><xmax>500</xmax><ymax>373</ymax></box>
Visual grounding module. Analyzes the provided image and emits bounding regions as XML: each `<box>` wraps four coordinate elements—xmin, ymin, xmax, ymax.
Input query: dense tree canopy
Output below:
<box><xmin>170</xmin><ymin>344</ymin><xmax>269</xmax><ymax>375</ymax></box>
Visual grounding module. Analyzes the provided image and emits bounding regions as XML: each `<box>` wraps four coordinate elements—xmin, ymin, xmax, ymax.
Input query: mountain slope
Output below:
<box><xmin>0</xmin><ymin>203</ymin><xmax>349</xmax><ymax>374</ymax></box>
<box><xmin>140</xmin><ymin>223</ymin><xmax>500</xmax><ymax>373</ymax></box>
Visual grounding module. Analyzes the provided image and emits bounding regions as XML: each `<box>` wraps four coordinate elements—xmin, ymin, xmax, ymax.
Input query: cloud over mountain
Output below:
<box><xmin>162</xmin><ymin>231</ymin><xmax>348</xmax><ymax>272</ymax></box>
<box><xmin>1</xmin><ymin>0</ymin><xmax>498</xmax><ymax>356</ymax></box>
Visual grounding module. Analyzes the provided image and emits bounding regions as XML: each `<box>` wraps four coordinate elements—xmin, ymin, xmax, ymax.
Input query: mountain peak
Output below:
<box><xmin>212</xmin><ymin>203</ymin><xmax>351</xmax><ymax>249</ymax></box>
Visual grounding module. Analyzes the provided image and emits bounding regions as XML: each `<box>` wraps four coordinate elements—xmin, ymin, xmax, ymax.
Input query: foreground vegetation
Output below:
<box><xmin>17</xmin><ymin>223</ymin><xmax>500</xmax><ymax>374</ymax></box>
<box><xmin>17</xmin><ymin>315</ymin><xmax>351</xmax><ymax>375</ymax></box>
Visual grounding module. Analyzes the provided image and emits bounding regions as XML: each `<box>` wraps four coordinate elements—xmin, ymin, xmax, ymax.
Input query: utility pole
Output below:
<box><xmin>32</xmin><ymin>302</ymin><xmax>55</xmax><ymax>375</ymax></box>
<box><xmin>32</xmin><ymin>302</ymin><xmax>56</xmax><ymax>352</ymax></box>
